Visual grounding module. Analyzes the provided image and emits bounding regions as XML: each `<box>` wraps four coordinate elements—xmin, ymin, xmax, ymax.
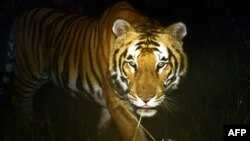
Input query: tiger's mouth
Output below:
<box><xmin>133</xmin><ymin>105</ymin><xmax>158</xmax><ymax>117</ymax></box>
<box><xmin>127</xmin><ymin>94</ymin><xmax>163</xmax><ymax>117</ymax></box>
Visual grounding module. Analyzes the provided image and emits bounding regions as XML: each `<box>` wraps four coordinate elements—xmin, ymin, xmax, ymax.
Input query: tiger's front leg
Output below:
<box><xmin>103</xmin><ymin>85</ymin><xmax>147</xmax><ymax>141</ymax></box>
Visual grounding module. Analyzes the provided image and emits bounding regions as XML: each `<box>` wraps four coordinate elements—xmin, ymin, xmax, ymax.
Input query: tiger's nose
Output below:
<box><xmin>141</xmin><ymin>96</ymin><xmax>154</xmax><ymax>103</ymax></box>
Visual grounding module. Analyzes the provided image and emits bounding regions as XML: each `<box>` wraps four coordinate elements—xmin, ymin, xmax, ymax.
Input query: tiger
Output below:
<box><xmin>4</xmin><ymin>1</ymin><xmax>188</xmax><ymax>141</ymax></box>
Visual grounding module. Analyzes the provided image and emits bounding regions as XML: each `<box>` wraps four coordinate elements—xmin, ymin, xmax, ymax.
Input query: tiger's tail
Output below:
<box><xmin>0</xmin><ymin>29</ymin><xmax>15</xmax><ymax>95</ymax></box>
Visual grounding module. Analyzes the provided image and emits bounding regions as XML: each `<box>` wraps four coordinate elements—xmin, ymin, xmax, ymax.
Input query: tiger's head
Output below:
<box><xmin>109</xmin><ymin>19</ymin><xmax>187</xmax><ymax>117</ymax></box>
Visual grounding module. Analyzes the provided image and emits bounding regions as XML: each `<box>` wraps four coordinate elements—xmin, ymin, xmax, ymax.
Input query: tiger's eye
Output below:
<box><xmin>128</xmin><ymin>61</ymin><xmax>136</xmax><ymax>67</ymax></box>
<box><xmin>158</xmin><ymin>62</ymin><xmax>165</xmax><ymax>67</ymax></box>
<box><xmin>157</xmin><ymin>62</ymin><xmax>167</xmax><ymax>69</ymax></box>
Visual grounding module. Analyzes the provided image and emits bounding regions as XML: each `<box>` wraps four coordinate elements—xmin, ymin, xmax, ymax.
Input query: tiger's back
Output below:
<box><xmin>13</xmin><ymin>8</ymin><xmax>101</xmax><ymax>96</ymax></box>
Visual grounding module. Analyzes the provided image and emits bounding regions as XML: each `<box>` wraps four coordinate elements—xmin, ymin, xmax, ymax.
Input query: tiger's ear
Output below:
<box><xmin>167</xmin><ymin>22</ymin><xmax>187</xmax><ymax>40</ymax></box>
<box><xmin>112</xmin><ymin>19</ymin><xmax>132</xmax><ymax>37</ymax></box>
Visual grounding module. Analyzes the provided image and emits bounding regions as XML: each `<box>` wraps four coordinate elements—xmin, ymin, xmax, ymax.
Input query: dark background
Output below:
<box><xmin>0</xmin><ymin>0</ymin><xmax>249</xmax><ymax>141</ymax></box>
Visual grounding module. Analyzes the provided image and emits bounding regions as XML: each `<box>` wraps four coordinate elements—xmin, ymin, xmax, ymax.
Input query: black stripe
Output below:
<box><xmin>16</xmin><ymin>92</ymin><xmax>33</xmax><ymax>99</ymax></box>
<box><xmin>76</xmin><ymin>49</ymin><xmax>84</xmax><ymax>91</ymax></box>
<box><xmin>120</xmin><ymin>76</ymin><xmax>128</xmax><ymax>84</ymax></box>
<box><xmin>135</xmin><ymin>46</ymin><xmax>142</xmax><ymax>51</ymax></box>
<box><xmin>62</xmin><ymin>54</ymin><xmax>70</xmax><ymax>88</ymax></box>
<box><xmin>121</xmin><ymin>61</ymin><xmax>127</xmax><ymax>76</ymax></box>
<box><xmin>167</xmin><ymin>48</ymin><xmax>178</xmax><ymax>72</ymax></box>
<box><xmin>92</xmin><ymin>20</ymin><xmax>102</xmax><ymax>87</ymax></box>
<box><xmin>39</xmin><ymin>9</ymin><xmax>59</xmax><ymax>30</ymax></box>
<box><xmin>110</xmin><ymin>73</ymin><xmax>117</xmax><ymax>81</ymax></box>
<box><xmin>161</xmin><ymin>57</ymin><xmax>168</xmax><ymax>61</ymax></box>
<box><xmin>95</xmin><ymin>54</ymin><xmax>103</xmax><ymax>88</ymax></box>
<box><xmin>26</xmin><ymin>8</ymin><xmax>41</xmax><ymax>26</ymax></box>
<box><xmin>170</xmin><ymin>75</ymin><xmax>176</xmax><ymax>83</ymax></box>
<box><xmin>91</xmin><ymin>21</ymin><xmax>102</xmax><ymax>87</ymax></box>
<box><xmin>46</xmin><ymin>13</ymin><xmax>68</xmax><ymax>50</ymax></box>
<box><xmin>135</xmin><ymin>41</ymin><xmax>144</xmax><ymax>46</ymax></box>
<box><xmin>156</xmin><ymin>65</ymin><xmax>161</xmax><ymax>72</ymax></box>
<box><xmin>87</xmin><ymin>21</ymin><xmax>102</xmax><ymax>88</ymax></box>
<box><xmin>61</xmin><ymin>17</ymin><xmax>81</xmax><ymax>87</ymax></box>
<box><xmin>165</xmin><ymin>62</ymin><xmax>174</xmax><ymax>81</ymax></box>
<box><xmin>118</xmin><ymin>49</ymin><xmax>127</xmax><ymax>74</ymax></box>
<box><xmin>111</xmin><ymin>79</ymin><xmax>126</xmax><ymax>96</ymax></box>
<box><xmin>150</xmin><ymin>40</ymin><xmax>160</xmax><ymax>47</ymax></box>
<box><xmin>54</xmin><ymin>16</ymin><xmax>79</xmax><ymax>85</ymax></box>
<box><xmin>175</xmin><ymin>49</ymin><xmax>185</xmax><ymax>73</ymax></box>
<box><xmin>112</xmin><ymin>49</ymin><xmax>119</xmax><ymax>70</ymax></box>
<box><xmin>127</xmin><ymin>55</ymin><xmax>133</xmax><ymax>60</ymax></box>
<box><xmin>31</xmin><ymin>18</ymin><xmax>41</xmax><ymax>70</ymax></box>
<box><xmin>50</xmin><ymin>16</ymin><xmax>75</xmax><ymax>85</ymax></box>
<box><xmin>152</xmin><ymin>47</ymin><xmax>161</xmax><ymax>52</ymax></box>
<box><xmin>76</xmin><ymin>75</ymin><xmax>84</xmax><ymax>92</ymax></box>
<box><xmin>73</xmin><ymin>19</ymin><xmax>83</xmax><ymax>68</ymax></box>
<box><xmin>86</xmin><ymin>75</ymin><xmax>94</xmax><ymax>93</ymax></box>
<box><xmin>18</xmin><ymin>10</ymin><xmax>41</xmax><ymax>83</ymax></box>
<box><xmin>36</xmin><ymin>10</ymin><xmax>59</xmax><ymax>71</ymax></box>
<box><xmin>58</xmin><ymin>16</ymin><xmax>81</xmax><ymax>54</ymax></box>
<box><xmin>15</xmin><ymin>75</ymin><xmax>36</xmax><ymax>88</ymax></box>
<box><xmin>15</xmin><ymin>49</ymin><xmax>40</xmax><ymax>83</ymax></box>
<box><xmin>52</xmin><ymin>15</ymin><xmax>80</xmax><ymax>53</ymax></box>
<box><xmin>15</xmin><ymin>77</ymin><xmax>36</xmax><ymax>92</ymax></box>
